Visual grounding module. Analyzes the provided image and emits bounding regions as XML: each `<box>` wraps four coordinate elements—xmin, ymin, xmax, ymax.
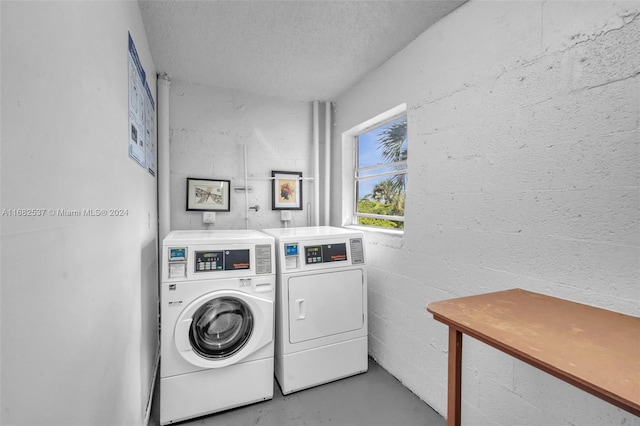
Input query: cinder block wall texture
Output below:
<box><xmin>333</xmin><ymin>2</ymin><xmax>639</xmax><ymax>425</ymax></box>
<box><xmin>168</xmin><ymin>80</ymin><xmax>313</xmax><ymax>231</ymax></box>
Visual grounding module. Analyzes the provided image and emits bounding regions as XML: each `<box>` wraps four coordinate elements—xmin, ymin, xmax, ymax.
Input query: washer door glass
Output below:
<box><xmin>189</xmin><ymin>297</ymin><xmax>254</xmax><ymax>359</ymax></box>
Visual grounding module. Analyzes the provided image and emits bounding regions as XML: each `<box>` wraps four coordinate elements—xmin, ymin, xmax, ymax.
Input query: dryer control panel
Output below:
<box><xmin>304</xmin><ymin>243</ymin><xmax>347</xmax><ymax>264</ymax></box>
<box><xmin>281</xmin><ymin>237</ymin><xmax>365</xmax><ymax>270</ymax></box>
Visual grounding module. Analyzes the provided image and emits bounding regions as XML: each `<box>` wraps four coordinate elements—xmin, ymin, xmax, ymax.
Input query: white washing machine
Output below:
<box><xmin>160</xmin><ymin>230</ymin><xmax>275</xmax><ymax>425</ymax></box>
<box><xmin>261</xmin><ymin>226</ymin><xmax>367</xmax><ymax>395</ymax></box>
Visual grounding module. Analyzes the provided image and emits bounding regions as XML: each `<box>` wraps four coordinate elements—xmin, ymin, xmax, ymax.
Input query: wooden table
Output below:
<box><xmin>427</xmin><ymin>288</ymin><xmax>640</xmax><ymax>426</ymax></box>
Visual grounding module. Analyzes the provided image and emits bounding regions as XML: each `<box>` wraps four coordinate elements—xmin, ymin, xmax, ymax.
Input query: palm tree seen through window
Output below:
<box><xmin>354</xmin><ymin>115</ymin><xmax>407</xmax><ymax>229</ymax></box>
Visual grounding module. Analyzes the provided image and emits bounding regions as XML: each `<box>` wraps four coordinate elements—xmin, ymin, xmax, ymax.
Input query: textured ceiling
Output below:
<box><xmin>139</xmin><ymin>1</ymin><xmax>466</xmax><ymax>101</ymax></box>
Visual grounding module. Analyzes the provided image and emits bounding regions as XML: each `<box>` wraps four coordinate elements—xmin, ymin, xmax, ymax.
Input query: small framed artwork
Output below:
<box><xmin>272</xmin><ymin>171</ymin><xmax>303</xmax><ymax>210</ymax></box>
<box><xmin>186</xmin><ymin>178</ymin><xmax>231</xmax><ymax>212</ymax></box>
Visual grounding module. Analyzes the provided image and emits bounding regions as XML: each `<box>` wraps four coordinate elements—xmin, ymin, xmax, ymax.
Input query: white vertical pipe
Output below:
<box><xmin>243</xmin><ymin>144</ymin><xmax>249</xmax><ymax>230</ymax></box>
<box><xmin>324</xmin><ymin>101</ymin><xmax>331</xmax><ymax>226</ymax></box>
<box><xmin>313</xmin><ymin>101</ymin><xmax>320</xmax><ymax>226</ymax></box>
<box><xmin>157</xmin><ymin>73</ymin><xmax>171</xmax><ymax>243</ymax></box>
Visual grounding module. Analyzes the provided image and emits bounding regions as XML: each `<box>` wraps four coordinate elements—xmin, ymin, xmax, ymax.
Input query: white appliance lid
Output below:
<box><xmin>261</xmin><ymin>226</ymin><xmax>362</xmax><ymax>239</ymax></box>
<box><xmin>164</xmin><ymin>230</ymin><xmax>274</xmax><ymax>245</ymax></box>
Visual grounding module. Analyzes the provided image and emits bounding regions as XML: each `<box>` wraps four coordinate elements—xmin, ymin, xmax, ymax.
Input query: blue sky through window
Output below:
<box><xmin>357</xmin><ymin>116</ymin><xmax>407</xmax><ymax>199</ymax></box>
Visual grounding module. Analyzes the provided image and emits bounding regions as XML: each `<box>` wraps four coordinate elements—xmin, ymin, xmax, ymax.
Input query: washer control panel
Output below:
<box><xmin>165</xmin><ymin>244</ymin><xmax>274</xmax><ymax>279</ymax></box>
<box><xmin>194</xmin><ymin>249</ymin><xmax>250</xmax><ymax>272</ymax></box>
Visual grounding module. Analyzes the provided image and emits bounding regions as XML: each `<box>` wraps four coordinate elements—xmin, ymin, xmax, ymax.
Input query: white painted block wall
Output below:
<box><xmin>168</xmin><ymin>81</ymin><xmax>315</xmax><ymax>231</ymax></box>
<box><xmin>333</xmin><ymin>1</ymin><xmax>639</xmax><ymax>425</ymax></box>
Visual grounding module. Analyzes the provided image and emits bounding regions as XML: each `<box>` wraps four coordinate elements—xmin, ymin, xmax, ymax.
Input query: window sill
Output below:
<box><xmin>343</xmin><ymin>224</ymin><xmax>404</xmax><ymax>237</ymax></box>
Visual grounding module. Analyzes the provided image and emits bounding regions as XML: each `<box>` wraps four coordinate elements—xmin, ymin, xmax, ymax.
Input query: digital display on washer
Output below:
<box><xmin>195</xmin><ymin>251</ymin><xmax>223</xmax><ymax>272</ymax></box>
<box><xmin>194</xmin><ymin>249</ymin><xmax>250</xmax><ymax>272</ymax></box>
<box><xmin>304</xmin><ymin>243</ymin><xmax>348</xmax><ymax>264</ymax></box>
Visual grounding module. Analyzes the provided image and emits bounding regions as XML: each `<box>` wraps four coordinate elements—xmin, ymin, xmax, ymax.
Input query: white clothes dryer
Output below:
<box><xmin>261</xmin><ymin>226</ymin><xmax>367</xmax><ymax>395</ymax></box>
<box><xmin>160</xmin><ymin>230</ymin><xmax>275</xmax><ymax>425</ymax></box>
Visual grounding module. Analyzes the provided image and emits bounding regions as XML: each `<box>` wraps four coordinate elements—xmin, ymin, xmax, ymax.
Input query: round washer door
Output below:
<box><xmin>190</xmin><ymin>297</ymin><xmax>253</xmax><ymax>359</ymax></box>
<box><xmin>174</xmin><ymin>289</ymin><xmax>273</xmax><ymax>369</ymax></box>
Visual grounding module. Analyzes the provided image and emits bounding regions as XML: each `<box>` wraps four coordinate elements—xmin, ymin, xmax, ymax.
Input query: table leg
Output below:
<box><xmin>448</xmin><ymin>327</ymin><xmax>462</xmax><ymax>426</ymax></box>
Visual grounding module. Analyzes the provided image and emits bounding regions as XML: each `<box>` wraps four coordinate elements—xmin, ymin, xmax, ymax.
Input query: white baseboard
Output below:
<box><xmin>144</xmin><ymin>344</ymin><xmax>161</xmax><ymax>426</ymax></box>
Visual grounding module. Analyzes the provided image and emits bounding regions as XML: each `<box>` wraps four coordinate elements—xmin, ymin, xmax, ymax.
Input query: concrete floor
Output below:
<box><xmin>150</xmin><ymin>357</ymin><xmax>445</xmax><ymax>426</ymax></box>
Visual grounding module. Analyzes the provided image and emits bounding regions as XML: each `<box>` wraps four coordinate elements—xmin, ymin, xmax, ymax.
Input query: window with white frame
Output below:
<box><xmin>352</xmin><ymin>114</ymin><xmax>407</xmax><ymax>230</ymax></box>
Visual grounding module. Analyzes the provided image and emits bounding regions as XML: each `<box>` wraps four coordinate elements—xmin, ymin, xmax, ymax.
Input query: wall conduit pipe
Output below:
<box><xmin>324</xmin><ymin>101</ymin><xmax>331</xmax><ymax>226</ymax></box>
<box><xmin>157</xmin><ymin>73</ymin><xmax>171</xmax><ymax>243</ymax></box>
<box><xmin>243</xmin><ymin>144</ymin><xmax>250</xmax><ymax>230</ymax></box>
<box><xmin>313</xmin><ymin>100</ymin><xmax>320</xmax><ymax>226</ymax></box>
